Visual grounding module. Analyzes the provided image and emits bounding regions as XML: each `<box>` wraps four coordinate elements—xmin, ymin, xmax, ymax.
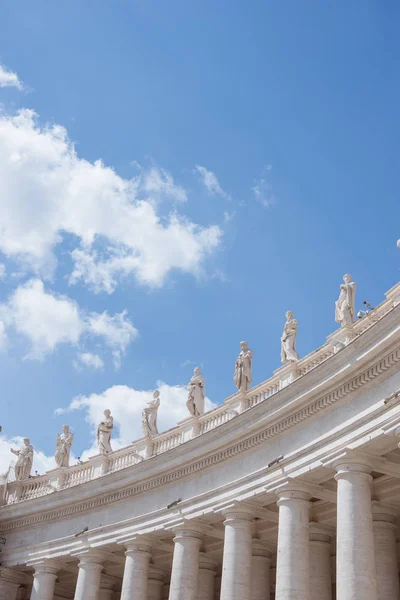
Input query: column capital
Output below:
<box><xmin>198</xmin><ymin>552</ymin><xmax>217</xmax><ymax>572</ymax></box>
<box><xmin>119</xmin><ymin>535</ymin><xmax>153</xmax><ymax>555</ymax></box>
<box><xmin>71</xmin><ymin>548</ymin><xmax>108</xmax><ymax>565</ymax></box>
<box><xmin>252</xmin><ymin>538</ymin><xmax>273</xmax><ymax>558</ymax></box>
<box><xmin>27</xmin><ymin>558</ymin><xmax>61</xmax><ymax>576</ymax></box>
<box><xmin>372</xmin><ymin>501</ymin><xmax>397</xmax><ymax>525</ymax></box>
<box><xmin>220</xmin><ymin>502</ymin><xmax>255</xmax><ymax>523</ymax></box>
<box><xmin>309</xmin><ymin>522</ymin><xmax>333</xmax><ymax>544</ymax></box>
<box><xmin>100</xmin><ymin>574</ymin><xmax>118</xmax><ymax>591</ymax></box>
<box><xmin>169</xmin><ymin>519</ymin><xmax>204</xmax><ymax>541</ymax></box>
<box><xmin>323</xmin><ymin>448</ymin><xmax>375</xmax><ymax>476</ymax></box>
<box><xmin>274</xmin><ymin>479</ymin><xmax>312</xmax><ymax>503</ymax></box>
<box><xmin>148</xmin><ymin>565</ymin><xmax>166</xmax><ymax>582</ymax></box>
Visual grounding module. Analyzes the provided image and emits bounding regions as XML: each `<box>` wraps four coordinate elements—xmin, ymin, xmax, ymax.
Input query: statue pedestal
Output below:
<box><xmin>89</xmin><ymin>454</ymin><xmax>110</xmax><ymax>477</ymax></box>
<box><xmin>326</xmin><ymin>326</ymin><xmax>356</xmax><ymax>353</ymax></box>
<box><xmin>274</xmin><ymin>362</ymin><xmax>300</xmax><ymax>390</ymax></box>
<box><xmin>11</xmin><ymin>481</ymin><xmax>23</xmax><ymax>503</ymax></box>
<box><xmin>178</xmin><ymin>416</ymin><xmax>201</xmax><ymax>442</ymax></box>
<box><xmin>46</xmin><ymin>467</ymin><xmax>67</xmax><ymax>490</ymax></box>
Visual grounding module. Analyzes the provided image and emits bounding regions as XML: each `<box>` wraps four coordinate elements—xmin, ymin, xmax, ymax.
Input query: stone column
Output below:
<box><xmin>0</xmin><ymin>567</ymin><xmax>24</xmax><ymax>600</ymax></box>
<box><xmin>251</xmin><ymin>539</ymin><xmax>271</xmax><ymax>600</ymax></box>
<box><xmin>73</xmin><ymin>550</ymin><xmax>106</xmax><ymax>600</ymax></box>
<box><xmin>120</xmin><ymin>539</ymin><xmax>152</xmax><ymax>600</ymax></box>
<box><xmin>334</xmin><ymin>457</ymin><xmax>378</xmax><ymax>600</ymax></box>
<box><xmin>30</xmin><ymin>560</ymin><xmax>60</xmax><ymax>600</ymax></box>
<box><xmin>309</xmin><ymin>524</ymin><xmax>332</xmax><ymax>600</ymax></box>
<box><xmin>197</xmin><ymin>553</ymin><xmax>217</xmax><ymax>600</ymax></box>
<box><xmin>148</xmin><ymin>566</ymin><xmax>165</xmax><ymax>600</ymax></box>
<box><xmin>275</xmin><ymin>485</ymin><xmax>311</xmax><ymax>600</ymax></box>
<box><xmin>372</xmin><ymin>503</ymin><xmax>400</xmax><ymax>600</ymax></box>
<box><xmin>219</xmin><ymin>506</ymin><xmax>254</xmax><ymax>600</ymax></box>
<box><xmin>168</xmin><ymin>523</ymin><xmax>203</xmax><ymax>600</ymax></box>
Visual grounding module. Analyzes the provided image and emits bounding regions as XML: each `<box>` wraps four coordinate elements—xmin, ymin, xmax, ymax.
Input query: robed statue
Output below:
<box><xmin>97</xmin><ymin>409</ymin><xmax>114</xmax><ymax>455</ymax></box>
<box><xmin>281</xmin><ymin>311</ymin><xmax>299</xmax><ymax>363</ymax></box>
<box><xmin>142</xmin><ymin>390</ymin><xmax>160</xmax><ymax>437</ymax></box>
<box><xmin>335</xmin><ymin>274</ymin><xmax>356</xmax><ymax>327</ymax></box>
<box><xmin>55</xmin><ymin>425</ymin><xmax>74</xmax><ymax>468</ymax></box>
<box><xmin>10</xmin><ymin>438</ymin><xmax>34</xmax><ymax>481</ymax></box>
<box><xmin>233</xmin><ymin>341</ymin><xmax>253</xmax><ymax>393</ymax></box>
<box><xmin>187</xmin><ymin>367</ymin><xmax>205</xmax><ymax>416</ymax></box>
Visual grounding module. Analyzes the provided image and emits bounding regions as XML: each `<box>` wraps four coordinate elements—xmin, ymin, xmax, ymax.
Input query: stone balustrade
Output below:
<box><xmin>3</xmin><ymin>282</ymin><xmax>399</xmax><ymax>507</ymax></box>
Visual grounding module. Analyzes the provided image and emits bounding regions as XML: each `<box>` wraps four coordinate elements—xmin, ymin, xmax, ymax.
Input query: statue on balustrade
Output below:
<box><xmin>335</xmin><ymin>274</ymin><xmax>357</xmax><ymax>327</ymax></box>
<box><xmin>97</xmin><ymin>409</ymin><xmax>114</xmax><ymax>455</ymax></box>
<box><xmin>281</xmin><ymin>311</ymin><xmax>299</xmax><ymax>363</ymax></box>
<box><xmin>142</xmin><ymin>390</ymin><xmax>160</xmax><ymax>437</ymax></box>
<box><xmin>187</xmin><ymin>366</ymin><xmax>205</xmax><ymax>417</ymax></box>
<box><xmin>55</xmin><ymin>425</ymin><xmax>74</xmax><ymax>468</ymax></box>
<box><xmin>10</xmin><ymin>438</ymin><xmax>34</xmax><ymax>481</ymax></box>
<box><xmin>233</xmin><ymin>341</ymin><xmax>253</xmax><ymax>393</ymax></box>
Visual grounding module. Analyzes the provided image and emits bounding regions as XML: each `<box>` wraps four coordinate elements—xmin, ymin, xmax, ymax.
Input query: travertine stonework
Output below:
<box><xmin>1</xmin><ymin>281</ymin><xmax>400</xmax><ymax>599</ymax></box>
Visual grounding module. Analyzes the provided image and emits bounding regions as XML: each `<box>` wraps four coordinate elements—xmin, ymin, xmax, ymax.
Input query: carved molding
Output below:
<box><xmin>1</xmin><ymin>345</ymin><xmax>400</xmax><ymax>533</ymax></box>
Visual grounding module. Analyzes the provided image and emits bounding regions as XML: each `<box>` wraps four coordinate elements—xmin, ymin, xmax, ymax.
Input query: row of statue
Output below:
<box><xmin>8</xmin><ymin>274</ymin><xmax>357</xmax><ymax>481</ymax></box>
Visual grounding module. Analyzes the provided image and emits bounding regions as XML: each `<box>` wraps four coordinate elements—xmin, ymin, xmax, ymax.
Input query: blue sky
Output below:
<box><xmin>0</xmin><ymin>1</ymin><xmax>399</xmax><ymax>472</ymax></box>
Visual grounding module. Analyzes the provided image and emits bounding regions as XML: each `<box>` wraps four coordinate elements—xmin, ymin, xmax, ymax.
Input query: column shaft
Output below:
<box><xmin>335</xmin><ymin>461</ymin><xmax>378</xmax><ymax>600</ymax></box>
<box><xmin>73</xmin><ymin>552</ymin><xmax>105</xmax><ymax>600</ymax></box>
<box><xmin>251</xmin><ymin>540</ymin><xmax>271</xmax><ymax>600</ymax></box>
<box><xmin>197</xmin><ymin>553</ymin><xmax>216</xmax><ymax>600</ymax></box>
<box><xmin>169</xmin><ymin>527</ymin><xmax>203</xmax><ymax>600</ymax></box>
<box><xmin>373</xmin><ymin>509</ymin><xmax>400</xmax><ymax>600</ymax></box>
<box><xmin>148</xmin><ymin>566</ymin><xmax>165</xmax><ymax>600</ymax></box>
<box><xmin>220</xmin><ymin>508</ymin><xmax>254</xmax><ymax>600</ymax></box>
<box><xmin>309</xmin><ymin>532</ymin><xmax>332</xmax><ymax>600</ymax></box>
<box><xmin>30</xmin><ymin>561</ymin><xmax>59</xmax><ymax>600</ymax></box>
<box><xmin>120</xmin><ymin>541</ymin><xmax>151</xmax><ymax>600</ymax></box>
<box><xmin>275</xmin><ymin>488</ymin><xmax>311</xmax><ymax>600</ymax></box>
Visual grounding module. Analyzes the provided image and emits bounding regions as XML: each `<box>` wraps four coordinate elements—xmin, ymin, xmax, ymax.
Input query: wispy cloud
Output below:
<box><xmin>74</xmin><ymin>352</ymin><xmax>104</xmax><ymax>371</ymax></box>
<box><xmin>0</xmin><ymin>63</ymin><xmax>23</xmax><ymax>90</ymax></box>
<box><xmin>252</xmin><ymin>164</ymin><xmax>276</xmax><ymax>208</ymax></box>
<box><xmin>195</xmin><ymin>165</ymin><xmax>231</xmax><ymax>200</ymax></box>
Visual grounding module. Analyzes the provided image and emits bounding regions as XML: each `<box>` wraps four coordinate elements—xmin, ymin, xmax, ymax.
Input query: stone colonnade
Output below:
<box><xmin>1</xmin><ymin>458</ymin><xmax>400</xmax><ymax>600</ymax></box>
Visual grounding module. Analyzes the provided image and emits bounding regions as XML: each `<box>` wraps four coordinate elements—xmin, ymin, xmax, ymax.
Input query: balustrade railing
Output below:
<box><xmin>2</xmin><ymin>282</ymin><xmax>398</xmax><ymax>505</ymax></box>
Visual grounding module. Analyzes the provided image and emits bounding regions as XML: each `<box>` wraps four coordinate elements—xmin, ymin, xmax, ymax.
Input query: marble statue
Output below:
<box><xmin>187</xmin><ymin>367</ymin><xmax>205</xmax><ymax>416</ymax></box>
<box><xmin>233</xmin><ymin>341</ymin><xmax>253</xmax><ymax>393</ymax></box>
<box><xmin>335</xmin><ymin>274</ymin><xmax>357</xmax><ymax>327</ymax></box>
<box><xmin>55</xmin><ymin>425</ymin><xmax>74</xmax><ymax>468</ymax></box>
<box><xmin>281</xmin><ymin>311</ymin><xmax>299</xmax><ymax>363</ymax></box>
<box><xmin>10</xmin><ymin>438</ymin><xmax>33</xmax><ymax>481</ymax></box>
<box><xmin>142</xmin><ymin>390</ymin><xmax>160</xmax><ymax>437</ymax></box>
<box><xmin>97</xmin><ymin>409</ymin><xmax>114</xmax><ymax>455</ymax></box>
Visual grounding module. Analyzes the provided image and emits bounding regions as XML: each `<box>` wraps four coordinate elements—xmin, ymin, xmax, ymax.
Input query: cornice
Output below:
<box><xmin>1</xmin><ymin>340</ymin><xmax>399</xmax><ymax>534</ymax></box>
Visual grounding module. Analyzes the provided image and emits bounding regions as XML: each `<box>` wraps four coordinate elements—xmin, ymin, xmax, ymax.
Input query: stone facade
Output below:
<box><xmin>1</xmin><ymin>282</ymin><xmax>400</xmax><ymax>599</ymax></box>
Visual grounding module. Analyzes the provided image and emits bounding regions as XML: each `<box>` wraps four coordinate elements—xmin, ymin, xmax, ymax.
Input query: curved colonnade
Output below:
<box><xmin>1</xmin><ymin>282</ymin><xmax>400</xmax><ymax>600</ymax></box>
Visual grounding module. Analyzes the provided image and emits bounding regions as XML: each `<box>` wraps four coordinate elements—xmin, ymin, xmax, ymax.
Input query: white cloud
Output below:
<box><xmin>252</xmin><ymin>165</ymin><xmax>276</xmax><ymax>208</ymax></box>
<box><xmin>1</xmin><ymin>278</ymin><xmax>137</xmax><ymax>364</ymax></box>
<box><xmin>0</xmin><ymin>264</ymin><xmax>5</xmax><ymax>279</ymax></box>
<box><xmin>195</xmin><ymin>165</ymin><xmax>230</xmax><ymax>200</ymax></box>
<box><xmin>6</xmin><ymin>279</ymin><xmax>83</xmax><ymax>359</ymax></box>
<box><xmin>0</xmin><ymin>64</ymin><xmax>23</xmax><ymax>90</ymax></box>
<box><xmin>0</xmin><ymin>109</ymin><xmax>221</xmax><ymax>290</ymax></box>
<box><xmin>0</xmin><ymin>321</ymin><xmax>7</xmax><ymax>350</ymax></box>
<box><xmin>74</xmin><ymin>352</ymin><xmax>104</xmax><ymax>371</ymax></box>
<box><xmin>87</xmin><ymin>310</ymin><xmax>137</xmax><ymax>369</ymax></box>
<box><xmin>56</xmin><ymin>382</ymin><xmax>217</xmax><ymax>458</ymax></box>
<box><xmin>140</xmin><ymin>166</ymin><xmax>187</xmax><ymax>203</ymax></box>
